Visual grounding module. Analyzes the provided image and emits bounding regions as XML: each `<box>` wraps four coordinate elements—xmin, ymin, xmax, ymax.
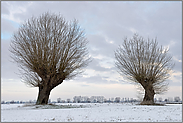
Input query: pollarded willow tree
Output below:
<box><xmin>115</xmin><ymin>34</ymin><xmax>174</xmax><ymax>105</ymax></box>
<box><xmin>10</xmin><ymin>12</ymin><xmax>91</xmax><ymax>105</ymax></box>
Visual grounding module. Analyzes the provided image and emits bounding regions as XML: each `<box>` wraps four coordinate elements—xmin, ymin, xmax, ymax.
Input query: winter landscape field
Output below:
<box><xmin>1</xmin><ymin>103</ymin><xmax>182</xmax><ymax>122</ymax></box>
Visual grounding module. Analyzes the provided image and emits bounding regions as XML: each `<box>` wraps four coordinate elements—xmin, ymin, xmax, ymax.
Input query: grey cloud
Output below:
<box><xmin>1</xmin><ymin>18</ymin><xmax>19</xmax><ymax>36</ymax></box>
<box><xmin>79</xmin><ymin>75</ymin><xmax>116</xmax><ymax>84</ymax></box>
<box><xmin>77</xmin><ymin>73</ymin><xmax>127</xmax><ymax>85</ymax></box>
<box><xmin>1</xmin><ymin>2</ymin><xmax>10</xmax><ymax>15</ymax></box>
<box><xmin>88</xmin><ymin>34</ymin><xmax>118</xmax><ymax>59</ymax></box>
<box><xmin>86</xmin><ymin>58</ymin><xmax>110</xmax><ymax>72</ymax></box>
<box><xmin>1</xmin><ymin>39</ymin><xmax>20</xmax><ymax>80</ymax></box>
<box><xmin>79</xmin><ymin>84</ymin><xmax>90</xmax><ymax>87</ymax></box>
<box><xmin>166</xmin><ymin>79</ymin><xmax>182</xmax><ymax>87</ymax></box>
<box><xmin>12</xmin><ymin>1</ymin><xmax>93</xmax><ymax>23</ymax></box>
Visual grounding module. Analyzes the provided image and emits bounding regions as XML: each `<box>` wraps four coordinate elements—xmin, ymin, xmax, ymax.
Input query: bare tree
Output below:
<box><xmin>115</xmin><ymin>34</ymin><xmax>174</xmax><ymax>105</ymax></box>
<box><xmin>10</xmin><ymin>12</ymin><xmax>91</xmax><ymax>105</ymax></box>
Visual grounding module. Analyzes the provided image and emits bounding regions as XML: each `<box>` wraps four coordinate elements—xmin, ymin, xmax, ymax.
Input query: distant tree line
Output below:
<box><xmin>2</xmin><ymin>96</ymin><xmax>181</xmax><ymax>104</ymax></box>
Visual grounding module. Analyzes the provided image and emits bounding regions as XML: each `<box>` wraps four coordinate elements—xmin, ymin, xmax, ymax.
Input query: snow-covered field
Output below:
<box><xmin>1</xmin><ymin>103</ymin><xmax>182</xmax><ymax>122</ymax></box>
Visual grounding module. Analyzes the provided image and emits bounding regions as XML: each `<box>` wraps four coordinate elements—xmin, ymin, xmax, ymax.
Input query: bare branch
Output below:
<box><xmin>10</xmin><ymin>12</ymin><xmax>91</xmax><ymax>89</ymax></box>
<box><xmin>115</xmin><ymin>34</ymin><xmax>174</xmax><ymax>104</ymax></box>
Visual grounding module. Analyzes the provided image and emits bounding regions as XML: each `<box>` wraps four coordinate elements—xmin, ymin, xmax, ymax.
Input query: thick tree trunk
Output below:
<box><xmin>36</xmin><ymin>78</ymin><xmax>64</xmax><ymax>105</ymax></box>
<box><xmin>141</xmin><ymin>83</ymin><xmax>155</xmax><ymax>105</ymax></box>
<box><xmin>36</xmin><ymin>85</ymin><xmax>51</xmax><ymax>105</ymax></box>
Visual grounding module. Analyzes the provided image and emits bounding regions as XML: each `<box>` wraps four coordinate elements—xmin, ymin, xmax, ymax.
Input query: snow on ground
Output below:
<box><xmin>1</xmin><ymin>103</ymin><xmax>182</xmax><ymax>122</ymax></box>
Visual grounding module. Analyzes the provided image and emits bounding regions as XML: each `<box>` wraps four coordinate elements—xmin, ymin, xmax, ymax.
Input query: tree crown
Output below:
<box><xmin>115</xmin><ymin>34</ymin><xmax>174</xmax><ymax>94</ymax></box>
<box><xmin>10</xmin><ymin>12</ymin><xmax>91</xmax><ymax>87</ymax></box>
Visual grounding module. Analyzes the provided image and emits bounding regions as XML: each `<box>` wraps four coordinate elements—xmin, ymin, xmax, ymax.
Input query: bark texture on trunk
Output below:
<box><xmin>141</xmin><ymin>82</ymin><xmax>155</xmax><ymax>105</ymax></box>
<box><xmin>36</xmin><ymin>85</ymin><xmax>51</xmax><ymax>105</ymax></box>
<box><xmin>36</xmin><ymin>78</ymin><xmax>64</xmax><ymax>105</ymax></box>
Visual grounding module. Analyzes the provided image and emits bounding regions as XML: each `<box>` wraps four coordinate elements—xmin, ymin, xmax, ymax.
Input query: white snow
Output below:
<box><xmin>1</xmin><ymin>103</ymin><xmax>182</xmax><ymax>122</ymax></box>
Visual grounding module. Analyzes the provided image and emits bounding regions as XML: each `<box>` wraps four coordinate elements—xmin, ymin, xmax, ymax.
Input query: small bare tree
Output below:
<box><xmin>115</xmin><ymin>34</ymin><xmax>174</xmax><ymax>105</ymax></box>
<box><xmin>10</xmin><ymin>12</ymin><xmax>91</xmax><ymax>105</ymax></box>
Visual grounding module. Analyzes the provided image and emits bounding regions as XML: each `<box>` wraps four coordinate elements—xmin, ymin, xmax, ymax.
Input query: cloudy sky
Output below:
<box><xmin>1</xmin><ymin>1</ymin><xmax>182</xmax><ymax>101</ymax></box>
